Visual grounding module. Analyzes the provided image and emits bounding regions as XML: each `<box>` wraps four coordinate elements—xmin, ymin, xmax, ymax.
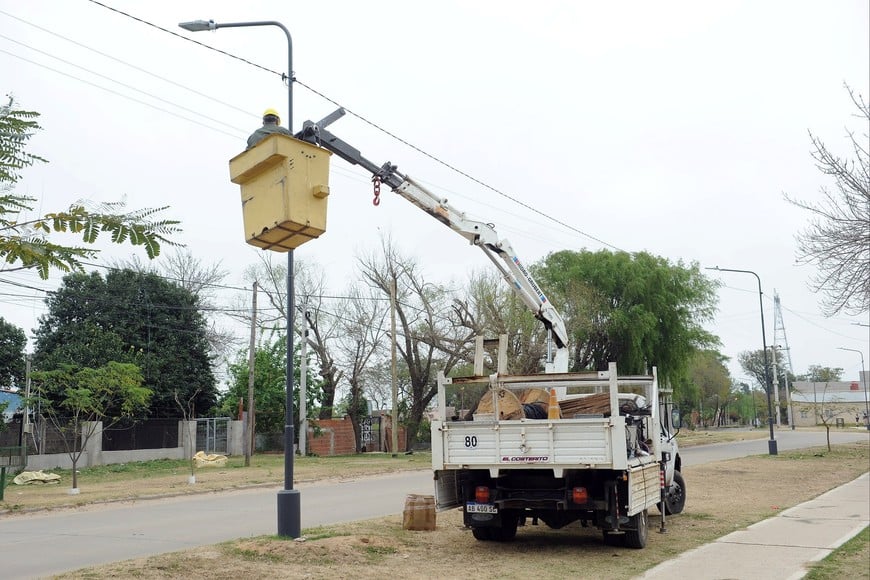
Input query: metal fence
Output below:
<box><xmin>196</xmin><ymin>417</ymin><xmax>230</xmax><ymax>454</ymax></box>
<box><xmin>103</xmin><ymin>418</ymin><xmax>179</xmax><ymax>451</ymax></box>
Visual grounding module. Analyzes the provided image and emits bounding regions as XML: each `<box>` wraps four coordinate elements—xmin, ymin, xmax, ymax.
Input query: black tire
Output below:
<box><xmin>624</xmin><ymin>509</ymin><xmax>648</xmax><ymax>549</ymax></box>
<box><xmin>664</xmin><ymin>470</ymin><xmax>686</xmax><ymax>515</ymax></box>
<box><xmin>471</xmin><ymin>526</ymin><xmax>492</xmax><ymax>541</ymax></box>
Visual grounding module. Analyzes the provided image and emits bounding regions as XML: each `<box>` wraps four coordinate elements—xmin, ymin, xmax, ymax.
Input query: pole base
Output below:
<box><xmin>768</xmin><ymin>439</ymin><xmax>778</xmax><ymax>455</ymax></box>
<box><xmin>277</xmin><ymin>489</ymin><xmax>301</xmax><ymax>538</ymax></box>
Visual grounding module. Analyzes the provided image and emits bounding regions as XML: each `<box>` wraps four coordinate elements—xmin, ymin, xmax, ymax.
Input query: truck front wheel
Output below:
<box><xmin>624</xmin><ymin>509</ymin><xmax>648</xmax><ymax>549</ymax></box>
<box><xmin>663</xmin><ymin>470</ymin><xmax>686</xmax><ymax>515</ymax></box>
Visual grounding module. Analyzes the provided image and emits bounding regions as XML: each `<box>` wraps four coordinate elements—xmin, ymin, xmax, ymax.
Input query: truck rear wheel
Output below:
<box><xmin>471</xmin><ymin>511</ymin><xmax>519</xmax><ymax>542</ymax></box>
<box><xmin>624</xmin><ymin>509</ymin><xmax>648</xmax><ymax>549</ymax></box>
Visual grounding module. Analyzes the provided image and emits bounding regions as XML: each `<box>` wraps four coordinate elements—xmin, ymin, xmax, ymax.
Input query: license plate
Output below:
<box><xmin>466</xmin><ymin>502</ymin><xmax>497</xmax><ymax>514</ymax></box>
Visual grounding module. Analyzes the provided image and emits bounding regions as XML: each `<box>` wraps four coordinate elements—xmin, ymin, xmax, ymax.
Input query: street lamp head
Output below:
<box><xmin>179</xmin><ymin>20</ymin><xmax>215</xmax><ymax>32</ymax></box>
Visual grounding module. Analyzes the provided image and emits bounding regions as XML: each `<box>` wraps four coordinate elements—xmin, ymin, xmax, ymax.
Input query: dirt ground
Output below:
<box><xmin>52</xmin><ymin>440</ymin><xmax>869</xmax><ymax>580</ymax></box>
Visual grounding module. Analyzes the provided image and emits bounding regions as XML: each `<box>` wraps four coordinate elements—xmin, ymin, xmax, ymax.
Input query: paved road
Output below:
<box><xmin>679</xmin><ymin>428</ymin><xmax>869</xmax><ymax>466</ymax></box>
<box><xmin>0</xmin><ymin>429</ymin><xmax>865</xmax><ymax>579</ymax></box>
<box><xmin>0</xmin><ymin>471</ymin><xmax>434</xmax><ymax>579</ymax></box>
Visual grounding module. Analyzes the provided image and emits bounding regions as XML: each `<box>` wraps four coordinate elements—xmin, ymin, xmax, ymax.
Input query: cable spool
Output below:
<box><xmin>473</xmin><ymin>387</ymin><xmax>554</xmax><ymax>420</ymax></box>
<box><xmin>522</xmin><ymin>403</ymin><xmax>548</xmax><ymax>419</ymax></box>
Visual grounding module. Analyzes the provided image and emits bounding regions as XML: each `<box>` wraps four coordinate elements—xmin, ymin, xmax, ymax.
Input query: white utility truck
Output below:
<box><xmin>430</xmin><ymin>362</ymin><xmax>684</xmax><ymax>547</ymax></box>
<box><xmin>297</xmin><ymin>110</ymin><xmax>685</xmax><ymax>547</ymax></box>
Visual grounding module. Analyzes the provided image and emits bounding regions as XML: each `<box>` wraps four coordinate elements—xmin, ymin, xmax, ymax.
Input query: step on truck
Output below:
<box><xmin>430</xmin><ymin>361</ymin><xmax>684</xmax><ymax>547</ymax></box>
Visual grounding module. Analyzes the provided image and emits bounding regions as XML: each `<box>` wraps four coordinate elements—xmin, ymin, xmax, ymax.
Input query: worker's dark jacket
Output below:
<box><xmin>246</xmin><ymin>123</ymin><xmax>293</xmax><ymax>149</ymax></box>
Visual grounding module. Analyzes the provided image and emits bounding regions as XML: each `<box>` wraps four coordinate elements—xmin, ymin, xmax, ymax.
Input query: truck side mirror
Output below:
<box><xmin>671</xmin><ymin>408</ymin><xmax>682</xmax><ymax>429</ymax></box>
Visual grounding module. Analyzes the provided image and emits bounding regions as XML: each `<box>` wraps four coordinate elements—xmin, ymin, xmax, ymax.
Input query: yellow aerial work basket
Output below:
<box><xmin>229</xmin><ymin>133</ymin><xmax>332</xmax><ymax>251</ymax></box>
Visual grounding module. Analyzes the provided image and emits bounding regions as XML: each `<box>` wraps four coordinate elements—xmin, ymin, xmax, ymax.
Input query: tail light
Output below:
<box><xmin>475</xmin><ymin>486</ymin><xmax>490</xmax><ymax>503</ymax></box>
<box><xmin>572</xmin><ymin>487</ymin><xmax>588</xmax><ymax>504</ymax></box>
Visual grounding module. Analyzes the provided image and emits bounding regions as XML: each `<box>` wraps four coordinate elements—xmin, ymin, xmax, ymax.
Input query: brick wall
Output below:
<box><xmin>305</xmin><ymin>417</ymin><xmax>408</xmax><ymax>456</ymax></box>
<box><xmin>306</xmin><ymin>418</ymin><xmax>356</xmax><ymax>456</ymax></box>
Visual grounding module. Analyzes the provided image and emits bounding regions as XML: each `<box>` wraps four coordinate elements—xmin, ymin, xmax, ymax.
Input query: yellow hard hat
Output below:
<box><xmin>263</xmin><ymin>108</ymin><xmax>280</xmax><ymax>122</ymax></box>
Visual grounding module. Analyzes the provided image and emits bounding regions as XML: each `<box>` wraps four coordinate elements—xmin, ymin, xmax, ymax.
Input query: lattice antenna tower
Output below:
<box><xmin>773</xmin><ymin>291</ymin><xmax>795</xmax><ymax>374</ymax></box>
<box><xmin>773</xmin><ymin>290</ymin><xmax>796</xmax><ymax>428</ymax></box>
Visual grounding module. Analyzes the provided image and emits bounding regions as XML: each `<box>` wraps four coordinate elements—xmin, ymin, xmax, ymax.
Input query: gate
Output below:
<box><xmin>196</xmin><ymin>418</ymin><xmax>230</xmax><ymax>454</ymax></box>
<box><xmin>361</xmin><ymin>415</ymin><xmax>383</xmax><ymax>452</ymax></box>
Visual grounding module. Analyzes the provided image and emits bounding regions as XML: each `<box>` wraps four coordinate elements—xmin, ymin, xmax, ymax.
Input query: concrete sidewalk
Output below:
<box><xmin>639</xmin><ymin>472</ymin><xmax>870</xmax><ymax>580</ymax></box>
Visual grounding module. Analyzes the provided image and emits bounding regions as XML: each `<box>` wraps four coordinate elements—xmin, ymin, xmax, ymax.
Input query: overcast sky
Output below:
<box><xmin>2</xmin><ymin>0</ymin><xmax>868</xmax><ymax>387</ymax></box>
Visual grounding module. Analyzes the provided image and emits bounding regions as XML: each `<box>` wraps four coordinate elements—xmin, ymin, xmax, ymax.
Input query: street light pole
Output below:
<box><xmin>838</xmin><ymin>347</ymin><xmax>869</xmax><ymax>431</ymax></box>
<box><xmin>707</xmin><ymin>266</ymin><xmax>778</xmax><ymax>455</ymax></box>
<box><xmin>179</xmin><ymin>18</ymin><xmax>300</xmax><ymax>538</ymax></box>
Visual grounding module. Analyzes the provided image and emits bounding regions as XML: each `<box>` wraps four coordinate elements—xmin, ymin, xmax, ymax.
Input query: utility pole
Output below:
<box><xmin>390</xmin><ymin>277</ymin><xmax>398</xmax><ymax>457</ymax></box>
<box><xmin>245</xmin><ymin>281</ymin><xmax>258</xmax><ymax>466</ymax></box>
<box><xmin>770</xmin><ymin>346</ymin><xmax>781</xmax><ymax>427</ymax></box>
<box><xmin>299</xmin><ymin>298</ymin><xmax>309</xmax><ymax>456</ymax></box>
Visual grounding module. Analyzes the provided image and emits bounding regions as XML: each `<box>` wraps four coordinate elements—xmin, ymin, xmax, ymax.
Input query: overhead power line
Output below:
<box><xmin>78</xmin><ymin>0</ymin><xmax>621</xmax><ymax>252</ymax></box>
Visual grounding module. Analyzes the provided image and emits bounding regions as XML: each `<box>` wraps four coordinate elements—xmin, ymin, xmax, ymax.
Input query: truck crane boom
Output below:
<box><xmin>296</xmin><ymin>108</ymin><xmax>569</xmax><ymax>373</ymax></box>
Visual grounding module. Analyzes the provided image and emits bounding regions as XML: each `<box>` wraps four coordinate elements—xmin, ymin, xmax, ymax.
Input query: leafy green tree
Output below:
<box><xmin>30</xmin><ymin>361</ymin><xmax>150</xmax><ymax>490</ymax></box>
<box><xmin>739</xmin><ymin>348</ymin><xmax>799</xmax><ymax>423</ymax></box>
<box><xmin>220</xmin><ymin>335</ymin><xmax>321</xmax><ymax>438</ymax></box>
<box><xmin>1</xmin><ymin>95</ymin><xmax>180</xmax><ymax>279</ymax></box>
<box><xmin>0</xmin><ymin>317</ymin><xmax>26</xmax><ymax>387</ymax></box>
<box><xmin>795</xmin><ymin>365</ymin><xmax>844</xmax><ymax>383</ymax></box>
<box><xmin>688</xmin><ymin>350</ymin><xmax>732</xmax><ymax>426</ymax></box>
<box><xmin>32</xmin><ymin>269</ymin><xmax>217</xmax><ymax>417</ymax></box>
<box><xmin>534</xmin><ymin>249</ymin><xmax>719</xmax><ymax>386</ymax></box>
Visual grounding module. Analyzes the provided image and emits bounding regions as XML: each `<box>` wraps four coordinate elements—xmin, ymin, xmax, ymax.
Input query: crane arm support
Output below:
<box><xmin>297</xmin><ymin>109</ymin><xmax>570</xmax><ymax>371</ymax></box>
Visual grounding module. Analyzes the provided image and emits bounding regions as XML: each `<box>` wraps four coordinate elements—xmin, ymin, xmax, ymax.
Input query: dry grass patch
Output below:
<box><xmin>2</xmin><ymin>453</ymin><xmax>430</xmax><ymax>513</ymax></box>
<box><xmin>55</xmin><ymin>442</ymin><xmax>869</xmax><ymax>580</ymax></box>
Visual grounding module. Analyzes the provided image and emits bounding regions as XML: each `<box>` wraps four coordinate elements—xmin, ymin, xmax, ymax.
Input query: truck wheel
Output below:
<box><xmin>472</xmin><ymin>526</ymin><xmax>492</xmax><ymax>541</ymax></box>
<box><xmin>489</xmin><ymin>511</ymin><xmax>519</xmax><ymax>542</ymax></box>
<box><xmin>664</xmin><ymin>470</ymin><xmax>686</xmax><ymax>515</ymax></box>
<box><xmin>624</xmin><ymin>509</ymin><xmax>648</xmax><ymax>549</ymax></box>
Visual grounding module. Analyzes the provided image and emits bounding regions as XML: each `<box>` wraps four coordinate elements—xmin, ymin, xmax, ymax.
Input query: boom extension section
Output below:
<box><xmin>297</xmin><ymin>109</ymin><xmax>569</xmax><ymax>372</ymax></box>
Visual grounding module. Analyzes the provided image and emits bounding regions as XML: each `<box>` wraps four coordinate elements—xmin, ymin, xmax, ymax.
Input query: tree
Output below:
<box><xmin>174</xmin><ymin>387</ymin><xmax>201</xmax><ymax>484</ymax></box>
<box><xmin>687</xmin><ymin>350</ymin><xmax>731</xmax><ymax>427</ymax></box>
<box><xmin>1</xmin><ymin>96</ymin><xmax>180</xmax><ymax>279</ymax></box>
<box><xmin>739</xmin><ymin>348</ymin><xmax>799</xmax><ymax>424</ymax></box>
<box><xmin>0</xmin><ymin>317</ymin><xmax>26</xmax><ymax>387</ymax></box>
<box><xmin>534</xmin><ymin>249</ymin><xmax>719</xmax><ymax>386</ymax></box>
<box><xmin>358</xmin><ymin>235</ymin><xmax>472</xmax><ymax>448</ymax></box>
<box><xmin>798</xmin><ymin>382</ymin><xmax>855</xmax><ymax>451</ymax></box>
<box><xmin>220</xmin><ymin>334</ymin><xmax>321</xmax><ymax>437</ymax></box>
<box><xmin>119</xmin><ymin>249</ymin><xmax>237</xmax><ymax>364</ymax></box>
<box><xmin>795</xmin><ymin>365</ymin><xmax>843</xmax><ymax>383</ymax></box>
<box><xmin>784</xmin><ymin>85</ymin><xmax>870</xmax><ymax>316</ymax></box>
<box><xmin>335</xmin><ymin>285</ymin><xmax>387</xmax><ymax>451</ymax></box>
<box><xmin>460</xmin><ymin>270</ymin><xmax>547</xmax><ymax>373</ymax></box>
<box><xmin>32</xmin><ymin>269</ymin><xmax>217</xmax><ymax>417</ymax></box>
<box><xmin>30</xmin><ymin>361</ymin><xmax>150</xmax><ymax>491</ymax></box>
<box><xmin>240</xmin><ymin>254</ymin><xmax>343</xmax><ymax>419</ymax></box>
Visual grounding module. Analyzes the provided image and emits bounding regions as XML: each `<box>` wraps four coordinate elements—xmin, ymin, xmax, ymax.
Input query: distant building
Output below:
<box><xmin>791</xmin><ymin>371</ymin><xmax>869</xmax><ymax>428</ymax></box>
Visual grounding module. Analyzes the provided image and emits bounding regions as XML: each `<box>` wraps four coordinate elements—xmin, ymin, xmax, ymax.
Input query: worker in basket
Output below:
<box><xmin>246</xmin><ymin>108</ymin><xmax>293</xmax><ymax>149</ymax></box>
